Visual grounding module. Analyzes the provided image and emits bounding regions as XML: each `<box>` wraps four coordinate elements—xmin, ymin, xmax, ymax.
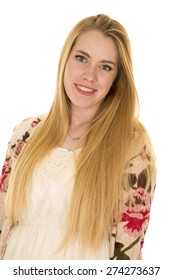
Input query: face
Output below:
<box><xmin>63</xmin><ymin>29</ymin><xmax>118</xmax><ymax>111</ymax></box>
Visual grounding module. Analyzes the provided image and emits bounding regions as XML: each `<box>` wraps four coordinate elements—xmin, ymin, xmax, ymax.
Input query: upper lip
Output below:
<box><xmin>75</xmin><ymin>83</ymin><xmax>97</xmax><ymax>92</ymax></box>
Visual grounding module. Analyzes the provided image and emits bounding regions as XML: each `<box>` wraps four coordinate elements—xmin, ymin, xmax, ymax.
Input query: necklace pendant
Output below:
<box><xmin>68</xmin><ymin>133</ymin><xmax>81</xmax><ymax>141</ymax></box>
<box><xmin>72</xmin><ymin>136</ymin><xmax>80</xmax><ymax>141</ymax></box>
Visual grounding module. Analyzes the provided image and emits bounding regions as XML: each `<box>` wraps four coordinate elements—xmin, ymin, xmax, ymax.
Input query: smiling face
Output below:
<box><xmin>63</xmin><ymin>29</ymin><xmax>119</xmax><ymax>112</ymax></box>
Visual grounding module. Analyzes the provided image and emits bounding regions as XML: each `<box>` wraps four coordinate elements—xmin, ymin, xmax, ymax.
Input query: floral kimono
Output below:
<box><xmin>0</xmin><ymin>116</ymin><xmax>156</xmax><ymax>259</ymax></box>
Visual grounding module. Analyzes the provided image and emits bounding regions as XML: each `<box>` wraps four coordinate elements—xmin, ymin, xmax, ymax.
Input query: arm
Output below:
<box><xmin>110</xmin><ymin>139</ymin><xmax>156</xmax><ymax>260</ymax></box>
<box><xmin>0</xmin><ymin>116</ymin><xmax>43</xmax><ymax>258</ymax></box>
<box><xmin>0</xmin><ymin>140</ymin><xmax>12</xmax><ymax>234</ymax></box>
<box><xmin>0</xmin><ymin>116</ymin><xmax>42</xmax><ymax>235</ymax></box>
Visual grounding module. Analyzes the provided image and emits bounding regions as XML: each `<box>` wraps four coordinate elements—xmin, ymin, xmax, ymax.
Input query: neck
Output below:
<box><xmin>61</xmin><ymin>105</ymin><xmax>98</xmax><ymax>150</ymax></box>
<box><xmin>70</xmin><ymin>105</ymin><xmax>98</xmax><ymax>128</ymax></box>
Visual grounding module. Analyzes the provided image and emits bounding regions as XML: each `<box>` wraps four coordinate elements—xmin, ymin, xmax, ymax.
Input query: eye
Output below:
<box><xmin>100</xmin><ymin>65</ymin><xmax>112</xmax><ymax>71</ymax></box>
<box><xmin>75</xmin><ymin>55</ymin><xmax>87</xmax><ymax>63</ymax></box>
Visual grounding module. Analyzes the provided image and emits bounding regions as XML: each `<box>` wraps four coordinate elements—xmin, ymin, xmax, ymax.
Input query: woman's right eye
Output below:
<box><xmin>75</xmin><ymin>55</ymin><xmax>87</xmax><ymax>63</ymax></box>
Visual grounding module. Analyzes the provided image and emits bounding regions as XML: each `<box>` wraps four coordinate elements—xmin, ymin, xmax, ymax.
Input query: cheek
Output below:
<box><xmin>64</xmin><ymin>62</ymin><xmax>78</xmax><ymax>84</ymax></box>
<box><xmin>64</xmin><ymin>63</ymin><xmax>70</xmax><ymax>80</ymax></box>
<box><xmin>63</xmin><ymin>69</ymin><xmax>68</xmax><ymax>91</ymax></box>
<box><xmin>64</xmin><ymin>63</ymin><xmax>74</xmax><ymax>89</ymax></box>
<box><xmin>101</xmin><ymin>76</ymin><xmax>115</xmax><ymax>92</ymax></box>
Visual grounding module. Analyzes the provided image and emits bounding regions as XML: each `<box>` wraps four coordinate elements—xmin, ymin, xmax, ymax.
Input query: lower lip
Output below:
<box><xmin>75</xmin><ymin>84</ymin><xmax>95</xmax><ymax>96</ymax></box>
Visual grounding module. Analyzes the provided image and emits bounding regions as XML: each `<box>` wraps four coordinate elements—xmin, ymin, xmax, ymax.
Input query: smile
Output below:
<box><xmin>75</xmin><ymin>84</ymin><xmax>96</xmax><ymax>96</ymax></box>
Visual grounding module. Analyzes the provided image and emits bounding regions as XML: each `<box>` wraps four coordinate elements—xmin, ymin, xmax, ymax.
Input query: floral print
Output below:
<box><xmin>0</xmin><ymin>117</ymin><xmax>41</xmax><ymax>192</ymax></box>
<box><xmin>0</xmin><ymin>116</ymin><xmax>156</xmax><ymax>259</ymax></box>
<box><xmin>0</xmin><ymin>166</ymin><xmax>11</xmax><ymax>192</ymax></box>
<box><xmin>110</xmin><ymin>140</ymin><xmax>156</xmax><ymax>260</ymax></box>
<box><xmin>121</xmin><ymin>188</ymin><xmax>151</xmax><ymax>237</ymax></box>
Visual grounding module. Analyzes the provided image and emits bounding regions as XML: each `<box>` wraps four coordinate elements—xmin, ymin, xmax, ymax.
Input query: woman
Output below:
<box><xmin>0</xmin><ymin>14</ymin><xmax>156</xmax><ymax>260</ymax></box>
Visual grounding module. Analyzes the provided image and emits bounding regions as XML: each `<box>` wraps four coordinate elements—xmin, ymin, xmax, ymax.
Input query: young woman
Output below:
<box><xmin>0</xmin><ymin>14</ymin><xmax>156</xmax><ymax>260</ymax></box>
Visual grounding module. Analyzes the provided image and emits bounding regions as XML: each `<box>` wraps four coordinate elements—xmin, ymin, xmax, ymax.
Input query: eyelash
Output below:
<box><xmin>75</xmin><ymin>55</ymin><xmax>112</xmax><ymax>72</ymax></box>
<box><xmin>75</xmin><ymin>55</ymin><xmax>87</xmax><ymax>63</ymax></box>
<box><xmin>100</xmin><ymin>65</ymin><xmax>112</xmax><ymax>72</ymax></box>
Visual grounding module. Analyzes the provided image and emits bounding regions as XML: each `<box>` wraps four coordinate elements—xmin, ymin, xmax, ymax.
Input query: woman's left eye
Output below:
<box><xmin>100</xmin><ymin>65</ymin><xmax>112</xmax><ymax>71</ymax></box>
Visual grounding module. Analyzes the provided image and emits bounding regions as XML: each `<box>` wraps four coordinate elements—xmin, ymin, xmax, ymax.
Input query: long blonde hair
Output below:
<box><xmin>6</xmin><ymin>14</ymin><xmax>147</xmax><ymax>249</ymax></box>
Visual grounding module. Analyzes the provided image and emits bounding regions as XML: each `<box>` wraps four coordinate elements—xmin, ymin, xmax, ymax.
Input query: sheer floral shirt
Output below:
<box><xmin>0</xmin><ymin>116</ymin><xmax>156</xmax><ymax>259</ymax></box>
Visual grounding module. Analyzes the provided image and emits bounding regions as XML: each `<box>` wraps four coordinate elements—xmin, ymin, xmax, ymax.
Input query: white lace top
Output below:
<box><xmin>3</xmin><ymin>147</ymin><xmax>110</xmax><ymax>259</ymax></box>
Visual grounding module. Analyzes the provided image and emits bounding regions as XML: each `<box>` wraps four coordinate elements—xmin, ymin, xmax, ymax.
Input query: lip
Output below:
<box><xmin>75</xmin><ymin>83</ymin><xmax>96</xmax><ymax>96</ymax></box>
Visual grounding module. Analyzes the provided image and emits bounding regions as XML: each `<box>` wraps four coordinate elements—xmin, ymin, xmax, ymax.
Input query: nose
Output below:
<box><xmin>82</xmin><ymin>65</ymin><xmax>96</xmax><ymax>82</ymax></box>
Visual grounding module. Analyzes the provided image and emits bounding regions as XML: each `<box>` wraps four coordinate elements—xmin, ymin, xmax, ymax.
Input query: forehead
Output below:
<box><xmin>72</xmin><ymin>29</ymin><xmax>118</xmax><ymax>61</ymax></box>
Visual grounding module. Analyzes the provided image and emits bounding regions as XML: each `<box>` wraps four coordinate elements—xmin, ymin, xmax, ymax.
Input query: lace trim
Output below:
<box><xmin>34</xmin><ymin>147</ymin><xmax>76</xmax><ymax>181</ymax></box>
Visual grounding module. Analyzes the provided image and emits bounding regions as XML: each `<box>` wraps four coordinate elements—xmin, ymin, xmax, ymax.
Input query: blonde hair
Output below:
<box><xmin>6</xmin><ymin>14</ymin><xmax>150</xmax><ymax>250</ymax></box>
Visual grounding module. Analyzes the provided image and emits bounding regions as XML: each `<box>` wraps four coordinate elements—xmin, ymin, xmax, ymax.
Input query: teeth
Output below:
<box><xmin>77</xmin><ymin>85</ymin><xmax>94</xmax><ymax>92</ymax></box>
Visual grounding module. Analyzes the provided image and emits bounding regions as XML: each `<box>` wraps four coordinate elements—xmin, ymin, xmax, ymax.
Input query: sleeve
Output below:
<box><xmin>110</xmin><ymin>137</ymin><xmax>156</xmax><ymax>260</ymax></box>
<box><xmin>0</xmin><ymin>116</ymin><xmax>42</xmax><ymax>236</ymax></box>
<box><xmin>0</xmin><ymin>140</ymin><xmax>12</xmax><ymax>235</ymax></box>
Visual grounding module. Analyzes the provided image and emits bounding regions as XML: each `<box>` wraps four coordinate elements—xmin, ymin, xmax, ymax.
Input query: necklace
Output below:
<box><xmin>68</xmin><ymin>133</ymin><xmax>81</xmax><ymax>141</ymax></box>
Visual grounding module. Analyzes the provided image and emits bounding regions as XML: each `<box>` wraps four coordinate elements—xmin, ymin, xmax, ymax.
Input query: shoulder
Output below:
<box><xmin>9</xmin><ymin>114</ymin><xmax>46</xmax><ymax>159</ymax></box>
<box><xmin>10</xmin><ymin>115</ymin><xmax>45</xmax><ymax>144</ymax></box>
<box><xmin>125</xmin><ymin>121</ymin><xmax>156</xmax><ymax>186</ymax></box>
<box><xmin>128</xmin><ymin>121</ymin><xmax>156</xmax><ymax>164</ymax></box>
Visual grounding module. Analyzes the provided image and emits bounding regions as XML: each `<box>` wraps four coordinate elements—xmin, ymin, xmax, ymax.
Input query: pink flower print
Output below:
<box><xmin>31</xmin><ymin>118</ymin><xmax>41</xmax><ymax>128</ymax></box>
<box><xmin>14</xmin><ymin>140</ymin><xmax>25</xmax><ymax>158</ymax></box>
<box><xmin>121</xmin><ymin>208</ymin><xmax>150</xmax><ymax>237</ymax></box>
<box><xmin>0</xmin><ymin>163</ymin><xmax>11</xmax><ymax>192</ymax></box>
<box><xmin>122</xmin><ymin>188</ymin><xmax>151</xmax><ymax>237</ymax></box>
<box><xmin>0</xmin><ymin>167</ymin><xmax>8</xmax><ymax>191</ymax></box>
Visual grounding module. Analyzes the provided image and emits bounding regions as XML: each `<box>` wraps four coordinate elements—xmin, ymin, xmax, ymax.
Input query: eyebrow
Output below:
<box><xmin>76</xmin><ymin>50</ymin><xmax>116</xmax><ymax>66</ymax></box>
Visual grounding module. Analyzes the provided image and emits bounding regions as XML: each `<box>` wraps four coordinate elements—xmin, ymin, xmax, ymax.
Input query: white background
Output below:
<box><xmin>0</xmin><ymin>0</ymin><xmax>172</xmax><ymax>265</ymax></box>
